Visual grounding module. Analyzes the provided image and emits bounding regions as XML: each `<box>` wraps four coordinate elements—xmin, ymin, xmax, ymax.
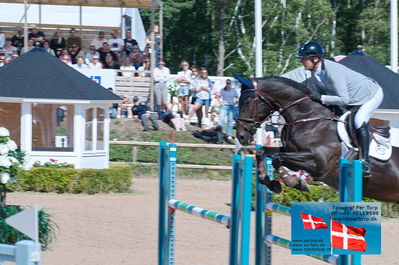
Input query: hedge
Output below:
<box><xmin>9</xmin><ymin>164</ymin><xmax>132</xmax><ymax>194</ymax></box>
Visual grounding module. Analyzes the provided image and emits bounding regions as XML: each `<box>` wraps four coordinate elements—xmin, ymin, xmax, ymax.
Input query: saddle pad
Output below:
<box><xmin>337</xmin><ymin>112</ymin><xmax>392</xmax><ymax>162</ymax></box>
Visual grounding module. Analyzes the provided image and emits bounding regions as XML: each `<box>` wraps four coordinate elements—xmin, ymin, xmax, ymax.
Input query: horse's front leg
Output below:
<box><xmin>256</xmin><ymin>146</ymin><xmax>283</xmax><ymax>193</ymax></box>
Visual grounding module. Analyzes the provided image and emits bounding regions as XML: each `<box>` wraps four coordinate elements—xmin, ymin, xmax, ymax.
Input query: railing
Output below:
<box><xmin>109</xmin><ymin>140</ymin><xmax>281</xmax><ymax>170</ymax></box>
<box><xmin>0</xmin><ymin>241</ymin><xmax>40</xmax><ymax>265</ymax></box>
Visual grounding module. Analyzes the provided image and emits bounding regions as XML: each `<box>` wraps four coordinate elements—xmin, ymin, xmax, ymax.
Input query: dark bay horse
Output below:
<box><xmin>235</xmin><ymin>75</ymin><xmax>399</xmax><ymax>203</ymax></box>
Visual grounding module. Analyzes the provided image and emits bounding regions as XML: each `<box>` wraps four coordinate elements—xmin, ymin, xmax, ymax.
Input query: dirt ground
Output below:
<box><xmin>6</xmin><ymin>178</ymin><xmax>399</xmax><ymax>265</ymax></box>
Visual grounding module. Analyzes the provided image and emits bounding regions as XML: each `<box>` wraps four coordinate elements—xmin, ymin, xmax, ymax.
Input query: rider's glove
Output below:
<box><xmin>309</xmin><ymin>90</ymin><xmax>322</xmax><ymax>103</ymax></box>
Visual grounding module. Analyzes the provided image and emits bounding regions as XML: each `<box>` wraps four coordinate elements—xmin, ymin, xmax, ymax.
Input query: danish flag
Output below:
<box><xmin>331</xmin><ymin>219</ymin><xmax>367</xmax><ymax>252</ymax></box>
<box><xmin>300</xmin><ymin>212</ymin><xmax>328</xmax><ymax>229</ymax></box>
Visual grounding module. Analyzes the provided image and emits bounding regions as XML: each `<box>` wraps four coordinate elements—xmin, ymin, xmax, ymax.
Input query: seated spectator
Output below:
<box><xmin>69</xmin><ymin>44</ymin><xmax>85</xmax><ymax>64</ymax></box>
<box><xmin>28</xmin><ymin>25</ymin><xmax>45</xmax><ymax>43</ymax></box>
<box><xmin>132</xmin><ymin>96</ymin><xmax>160</xmax><ymax>131</ymax></box>
<box><xmin>10</xmin><ymin>53</ymin><xmax>19</xmax><ymax>61</ymax></box>
<box><xmin>20</xmin><ymin>39</ymin><xmax>35</xmax><ymax>54</ymax></box>
<box><xmin>61</xmin><ymin>56</ymin><xmax>73</xmax><ymax>66</ymax></box>
<box><xmin>123</xmin><ymin>29</ymin><xmax>138</xmax><ymax>56</ymax></box>
<box><xmin>0</xmin><ymin>28</ymin><xmax>5</xmax><ymax>49</ymax></box>
<box><xmin>120</xmin><ymin>57</ymin><xmax>135</xmax><ymax>77</ymax></box>
<box><xmin>117</xmin><ymin>95</ymin><xmax>133</xmax><ymax>118</ymax></box>
<box><xmin>107</xmin><ymin>88</ymin><xmax>118</xmax><ymax>118</ymax></box>
<box><xmin>59</xmin><ymin>49</ymin><xmax>72</xmax><ymax>64</ymax></box>
<box><xmin>50</xmin><ymin>30</ymin><xmax>66</xmax><ymax>52</ymax></box>
<box><xmin>138</xmin><ymin>57</ymin><xmax>151</xmax><ymax>76</ymax></box>
<box><xmin>108</xmin><ymin>30</ymin><xmax>124</xmax><ymax>52</ymax></box>
<box><xmin>192</xmin><ymin>110</ymin><xmax>229</xmax><ymax>144</ymax></box>
<box><xmin>66</xmin><ymin>28</ymin><xmax>82</xmax><ymax>48</ymax></box>
<box><xmin>129</xmin><ymin>48</ymin><xmax>144</xmax><ymax>70</ymax></box>
<box><xmin>55</xmin><ymin>48</ymin><xmax>63</xmax><ymax>57</ymax></box>
<box><xmin>98</xmin><ymin>42</ymin><xmax>117</xmax><ymax>68</ymax></box>
<box><xmin>11</xmin><ymin>29</ymin><xmax>24</xmax><ymax>53</ymax></box>
<box><xmin>88</xmin><ymin>55</ymin><xmax>103</xmax><ymax>69</ymax></box>
<box><xmin>73</xmin><ymin>56</ymin><xmax>88</xmax><ymax>69</ymax></box>
<box><xmin>43</xmin><ymin>41</ymin><xmax>55</xmax><ymax>56</ymax></box>
<box><xmin>2</xmin><ymin>39</ymin><xmax>18</xmax><ymax>59</ymax></box>
<box><xmin>85</xmin><ymin>45</ymin><xmax>100</xmax><ymax>63</ymax></box>
<box><xmin>91</xmin><ymin>31</ymin><xmax>108</xmax><ymax>50</ymax></box>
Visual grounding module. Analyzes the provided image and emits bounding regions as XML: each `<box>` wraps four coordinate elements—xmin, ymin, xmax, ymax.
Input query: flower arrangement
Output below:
<box><xmin>33</xmin><ymin>158</ymin><xmax>74</xmax><ymax>169</ymax></box>
<box><xmin>168</xmin><ymin>79</ymin><xmax>179</xmax><ymax>97</ymax></box>
<box><xmin>0</xmin><ymin>127</ymin><xmax>25</xmax><ymax>185</ymax></box>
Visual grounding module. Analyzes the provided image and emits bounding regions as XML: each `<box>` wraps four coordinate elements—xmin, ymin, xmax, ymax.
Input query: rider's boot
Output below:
<box><xmin>356</xmin><ymin>122</ymin><xmax>371</xmax><ymax>175</ymax></box>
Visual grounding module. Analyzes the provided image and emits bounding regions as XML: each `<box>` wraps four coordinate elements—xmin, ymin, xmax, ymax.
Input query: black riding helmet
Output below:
<box><xmin>296</xmin><ymin>40</ymin><xmax>324</xmax><ymax>59</ymax></box>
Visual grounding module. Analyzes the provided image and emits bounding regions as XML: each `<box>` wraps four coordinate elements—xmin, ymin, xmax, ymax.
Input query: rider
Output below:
<box><xmin>282</xmin><ymin>40</ymin><xmax>384</xmax><ymax>174</ymax></box>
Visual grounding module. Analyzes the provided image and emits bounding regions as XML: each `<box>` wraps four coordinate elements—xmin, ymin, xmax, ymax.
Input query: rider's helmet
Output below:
<box><xmin>296</xmin><ymin>40</ymin><xmax>324</xmax><ymax>59</ymax></box>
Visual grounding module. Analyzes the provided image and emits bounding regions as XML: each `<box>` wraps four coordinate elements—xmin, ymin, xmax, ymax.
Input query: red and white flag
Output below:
<box><xmin>300</xmin><ymin>212</ymin><xmax>328</xmax><ymax>229</ymax></box>
<box><xmin>331</xmin><ymin>219</ymin><xmax>367</xmax><ymax>252</ymax></box>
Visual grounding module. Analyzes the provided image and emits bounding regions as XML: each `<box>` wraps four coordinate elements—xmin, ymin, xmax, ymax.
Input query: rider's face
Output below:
<box><xmin>300</xmin><ymin>57</ymin><xmax>321</xmax><ymax>71</ymax></box>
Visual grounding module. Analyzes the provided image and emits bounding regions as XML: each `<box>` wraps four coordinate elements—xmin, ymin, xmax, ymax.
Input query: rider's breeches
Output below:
<box><xmin>354</xmin><ymin>86</ymin><xmax>384</xmax><ymax>129</ymax></box>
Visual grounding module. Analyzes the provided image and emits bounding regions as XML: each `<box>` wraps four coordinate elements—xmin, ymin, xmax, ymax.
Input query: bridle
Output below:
<box><xmin>237</xmin><ymin>78</ymin><xmax>338</xmax><ymax>134</ymax></box>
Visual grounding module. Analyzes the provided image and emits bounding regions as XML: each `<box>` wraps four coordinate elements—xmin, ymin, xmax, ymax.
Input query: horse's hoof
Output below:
<box><xmin>268</xmin><ymin>180</ymin><xmax>282</xmax><ymax>193</ymax></box>
<box><xmin>280</xmin><ymin>175</ymin><xmax>299</xmax><ymax>188</ymax></box>
<box><xmin>293</xmin><ymin>179</ymin><xmax>311</xmax><ymax>192</ymax></box>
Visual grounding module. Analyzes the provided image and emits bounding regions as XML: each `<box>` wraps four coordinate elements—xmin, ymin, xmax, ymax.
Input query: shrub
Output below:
<box><xmin>10</xmin><ymin>164</ymin><xmax>132</xmax><ymax>194</ymax></box>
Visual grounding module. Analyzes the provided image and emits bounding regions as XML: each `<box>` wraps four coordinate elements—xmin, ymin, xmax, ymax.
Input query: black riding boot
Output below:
<box><xmin>356</xmin><ymin>122</ymin><xmax>371</xmax><ymax>174</ymax></box>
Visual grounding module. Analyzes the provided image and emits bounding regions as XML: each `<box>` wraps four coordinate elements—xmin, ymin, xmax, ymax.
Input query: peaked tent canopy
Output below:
<box><xmin>0</xmin><ymin>0</ymin><xmax>161</xmax><ymax>8</ymax></box>
<box><xmin>0</xmin><ymin>48</ymin><xmax>121</xmax><ymax>102</ymax></box>
<box><xmin>339</xmin><ymin>53</ymin><xmax>399</xmax><ymax>109</ymax></box>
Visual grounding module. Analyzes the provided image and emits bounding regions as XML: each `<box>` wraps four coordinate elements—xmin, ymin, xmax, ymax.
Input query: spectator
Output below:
<box><xmin>10</xmin><ymin>53</ymin><xmax>19</xmax><ymax>61</ymax></box>
<box><xmin>85</xmin><ymin>45</ymin><xmax>100</xmax><ymax>63</ymax></box>
<box><xmin>55</xmin><ymin>48</ymin><xmax>63</xmax><ymax>58</ymax></box>
<box><xmin>66</xmin><ymin>28</ymin><xmax>82</xmax><ymax>48</ymax></box>
<box><xmin>107</xmin><ymin>87</ymin><xmax>118</xmax><ymax>118</ymax></box>
<box><xmin>91</xmin><ymin>31</ymin><xmax>108</xmax><ymax>50</ymax></box>
<box><xmin>123</xmin><ymin>29</ymin><xmax>138</xmax><ymax>56</ymax></box>
<box><xmin>145</xmin><ymin>24</ymin><xmax>161</xmax><ymax>64</ymax></box>
<box><xmin>132</xmin><ymin>96</ymin><xmax>160</xmax><ymax>131</ymax></box>
<box><xmin>61</xmin><ymin>55</ymin><xmax>73</xmax><ymax>66</ymax></box>
<box><xmin>117</xmin><ymin>95</ymin><xmax>133</xmax><ymax>118</ymax></box>
<box><xmin>28</xmin><ymin>25</ymin><xmax>45</xmax><ymax>43</ymax></box>
<box><xmin>98</xmin><ymin>42</ymin><xmax>117</xmax><ymax>68</ymax></box>
<box><xmin>138</xmin><ymin>57</ymin><xmax>150</xmax><ymax>76</ymax></box>
<box><xmin>0</xmin><ymin>54</ymin><xmax>5</xmax><ymax>67</ymax></box>
<box><xmin>176</xmin><ymin>60</ymin><xmax>192</xmax><ymax>116</ymax></box>
<box><xmin>0</xmin><ymin>28</ymin><xmax>5</xmax><ymax>49</ymax></box>
<box><xmin>190</xmin><ymin>65</ymin><xmax>202</xmax><ymax>127</ymax></box>
<box><xmin>192</xmin><ymin>110</ymin><xmax>226</xmax><ymax>144</ymax></box>
<box><xmin>43</xmin><ymin>41</ymin><xmax>55</xmax><ymax>56</ymax></box>
<box><xmin>73</xmin><ymin>56</ymin><xmax>88</xmax><ymax>69</ymax></box>
<box><xmin>129</xmin><ymin>48</ymin><xmax>144</xmax><ymax>70</ymax></box>
<box><xmin>187</xmin><ymin>68</ymin><xmax>212</xmax><ymax>123</ymax></box>
<box><xmin>59</xmin><ymin>49</ymin><xmax>72</xmax><ymax>64</ymax></box>
<box><xmin>11</xmin><ymin>29</ymin><xmax>24</xmax><ymax>53</ymax></box>
<box><xmin>104</xmin><ymin>57</ymin><xmax>120</xmax><ymax>70</ymax></box>
<box><xmin>88</xmin><ymin>55</ymin><xmax>103</xmax><ymax>69</ymax></box>
<box><xmin>69</xmin><ymin>44</ymin><xmax>85</xmax><ymax>64</ymax></box>
<box><xmin>108</xmin><ymin>30</ymin><xmax>124</xmax><ymax>52</ymax></box>
<box><xmin>120</xmin><ymin>57</ymin><xmax>135</xmax><ymax>77</ymax></box>
<box><xmin>215</xmin><ymin>79</ymin><xmax>238</xmax><ymax>140</ymax></box>
<box><xmin>153</xmin><ymin>59</ymin><xmax>171</xmax><ymax>112</ymax></box>
<box><xmin>2</xmin><ymin>39</ymin><xmax>18</xmax><ymax>59</ymax></box>
<box><xmin>20</xmin><ymin>39</ymin><xmax>35</xmax><ymax>54</ymax></box>
<box><xmin>50</xmin><ymin>30</ymin><xmax>66</xmax><ymax>52</ymax></box>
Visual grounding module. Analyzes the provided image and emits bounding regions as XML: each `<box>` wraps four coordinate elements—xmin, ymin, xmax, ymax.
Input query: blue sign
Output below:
<box><xmin>291</xmin><ymin>202</ymin><xmax>381</xmax><ymax>255</ymax></box>
<box><xmin>91</xmin><ymin>75</ymin><xmax>101</xmax><ymax>85</ymax></box>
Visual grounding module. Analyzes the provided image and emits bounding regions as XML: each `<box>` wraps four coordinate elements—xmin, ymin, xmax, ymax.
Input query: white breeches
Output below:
<box><xmin>354</xmin><ymin>86</ymin><xmax>384</xmax><ymax>129</ymax></box>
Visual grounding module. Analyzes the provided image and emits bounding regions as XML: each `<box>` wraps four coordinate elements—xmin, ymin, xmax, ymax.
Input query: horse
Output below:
<box><xmin>235</xmin><ymin>75</ymin><xmax>399</xmax><ymax>203</ymax></box>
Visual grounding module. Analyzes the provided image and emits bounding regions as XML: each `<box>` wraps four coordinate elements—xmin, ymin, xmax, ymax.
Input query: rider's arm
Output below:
<box><xmin>281</xmin><ymin>66</ymin><xmax>311</xmax><ymax>83</ymax></box>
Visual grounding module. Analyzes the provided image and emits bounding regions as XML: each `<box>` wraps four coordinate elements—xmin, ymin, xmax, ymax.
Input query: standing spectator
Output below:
<box><xmin>190</xmin><ymin>66</ymin><xmax>202</xmax><ymax>127</ymax></box>
<box><xmin>69</xmin><ymin>44</ymin><xmax>85</xmax><ymax>64</ymax></box>
<box><xmin>176</xmin><ymin>61</ymin><xmax>192</xmax><ymax>116</ymax></box>
<box><xmin>132</xmin><ymin>96</ymin><xmax>160</xmax><ymax>131</ymax></box>
<box><xmin>153</xmin><ymin>59</ymin><xmax>171</xmax><ymax>112</ymax></box>
<box><xmin>215</xmin><ymin>79</ymin><xmax>238</xmax><ymax>140</ymax></box>
<box><xmin>88</xmin><ymin>55</ymin><xmax>103</xmax><ymax>69</ymax></box>
<box><xmin>66</xmin><ymin>28</ymin><xmax>82</xmax><ymax>48</ymax></box>
<box><xmin>91</xmin><ymin>31</ymin><xmax>108</xmax><ymax>50</ymax></box>
<box><xmin>117</xmin><ymin>95</ymin><xmax>133</xmax><ymax>118</ymax></box>
<box><xmin>50</xmin><ymin>30</ymin><xmax>66</xmax><ymax>52</ymax></box>
<box><xmin>0</xmin><ymin>28</ymin><xmax>5</xmax><ymax>49</ymax></box>
<box><xmin>73</xmin><ymin>56</ymin><xmax>88</xmax><ymax>69</ymax></box>
<box><xmin>28</xmin><ymin>25</ymin><xmax>45</xmax><ymax>43</ymax></box>
<box><xmin>120</xmin><ymin>57</ymin><xmax>135</xmax><ymax>77</ymax></box>
<box><xmin>43</xmin><ymin>41</ymin><xmax>55</xmax><ymax>56</ymax></box>
<box><xmin>2</xmin><ymin>39</ymin><xmax>18</xmax><ymax>59</ymax></box>
<box><xmin>108</xmin><ymin>30</ymin><xmax>124</xmax><ymax>52</ymax></box>
<box><xmin>11</xmin><ymin>29</ymin><xmax>24</xmax><ymax>53</ymax></box>
<box><xmin>123</xmin><ymin>29</ymin><xmax>138</xmax><ymax>56</ymax></box>
<box><xmin>20</xmin><ymin>39</ymin><xmax>35</xmax><ymax>54</ymax></box>
<box><xmin>187</xmin><ymin>68</ymin><xmax>212</xmax><ymax>123</ymax></box>
<box><xmin>145</xmin><ymin>24</ymin><xmax>161</xmax><ymax>65</ymax></box>
<box><xmin>85</xmin><ymin>45</ymin><xmax>100</xmax><ymax>64</ymax></box>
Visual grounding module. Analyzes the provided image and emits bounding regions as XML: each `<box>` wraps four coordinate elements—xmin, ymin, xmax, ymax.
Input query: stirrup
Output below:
<box><xmin>361</xmin><ymin>160</ymin><xmax>372</xmax><ymax>177</ymax></box>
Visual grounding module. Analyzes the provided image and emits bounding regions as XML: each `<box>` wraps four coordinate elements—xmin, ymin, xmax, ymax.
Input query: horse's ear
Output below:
<box><xmin>233</xmin><ymin>73</ymin><xmax>254</xmax><ymax>90</ymax></box>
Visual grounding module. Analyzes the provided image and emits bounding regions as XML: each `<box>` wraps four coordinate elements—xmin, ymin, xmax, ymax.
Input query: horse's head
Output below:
<box><xmin>235</xmin><ymin>74</ymin><xmax>274</xmax><ymax>145</ymax></box>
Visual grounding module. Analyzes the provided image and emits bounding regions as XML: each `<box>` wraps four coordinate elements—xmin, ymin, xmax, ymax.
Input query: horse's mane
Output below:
<box><xmin>258</xmin><ymin>75</ymin><xmax>311</xmax><ymax>95</ymax></box>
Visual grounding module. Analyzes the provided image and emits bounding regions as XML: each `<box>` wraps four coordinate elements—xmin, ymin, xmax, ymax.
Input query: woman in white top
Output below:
<box><xmin>120</xmin><ymin>57</ymin><xmax>135</xmax><ymax>77</ymax></box>
<box><xmin>187</xmin><ymin>68</ymin><xmax>212</xmax><ymax>124</ymax></box>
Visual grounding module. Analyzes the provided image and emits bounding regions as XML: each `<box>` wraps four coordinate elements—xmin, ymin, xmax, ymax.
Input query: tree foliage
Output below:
<box><xmin>141</xmin><ymin>0</ymin><xmax>391</xmax><ymax>75</ymax></box>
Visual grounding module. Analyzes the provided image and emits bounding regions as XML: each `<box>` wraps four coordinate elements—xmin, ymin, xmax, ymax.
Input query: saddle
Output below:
<box><xmin>337</xmin><ymin>110</ymin><xmax>392</xmax><ymax>161</ymax></box>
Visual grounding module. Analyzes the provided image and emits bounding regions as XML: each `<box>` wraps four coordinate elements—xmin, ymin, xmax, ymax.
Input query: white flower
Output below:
<box><xmin>6</xmin><ymin>140</ymin><xmax>17</xmax><ymax>151</ymax></box>
<box><xmin>0</xmin><ymin>156</ymin><xmax>12</xmax><ymax>168</ymax></box>
<box><xmin>0</xmin><ymin>172</ymin><xmax>10</xmax><ymax>184</ymax></box>
<box><xmin>9</xmin><ymin>156</ymin><xmax>19</xmax><ymax>165</ymax></box>
<box><xmin>0</xmin><ymin>144</ymin><xmax>9</xmax><ymax>155</ymax></box>
<box><xmin>0</xmin><ymin>127</ymin><xmax>10</xmax><ymax>137</ymax></box>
